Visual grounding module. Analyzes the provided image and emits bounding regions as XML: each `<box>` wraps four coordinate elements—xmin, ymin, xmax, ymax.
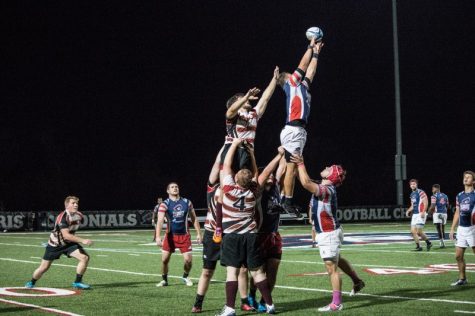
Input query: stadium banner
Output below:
<box><xmin>0</xmin><ymin>205</ymin><xmax>453</xmax><ymax>231</ymax></box>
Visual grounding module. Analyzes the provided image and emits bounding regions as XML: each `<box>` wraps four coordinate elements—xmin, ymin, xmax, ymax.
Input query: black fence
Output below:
<box><xmin>0</xmin><ymin>206</ymin><xmax>454</xmax><ymax>231</ymax></box>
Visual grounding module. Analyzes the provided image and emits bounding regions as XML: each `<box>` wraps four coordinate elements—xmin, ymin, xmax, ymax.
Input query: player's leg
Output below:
<box><xmin>338</xmin><ymin>256</ymin><xmax>365</xmax><ymax>296</ymax></box>
<box><xmin>318</xmin><ymin>259</ymin><xmax>343</xmax><ymax>312</ymax></box>
<box><xmin>193</xmin><ymin>268</ymin><xmax>215</xmax><ymax>312</ymax></box>
<box><xmin>238</xmin><ymin>267</ymin><xmax>253</xmax><ymax>311</ymax></box>
<box><xmin>416</xmin><ymin>226</ymin><xmax>432</xmax><ymax>251</ymax></box>
<box><xmin>410</xmin><ymin>220</ymin><xmax>422</xmax><ymax>250</ymax></box>
<box><xmin>157</xmin><ymin>250</ymin><xmax>172</xmax><ymax>287</ymax></box>
<box><xmin>69</xmin><ymin>247</ymin><xmax>91</xmax><ymax>289</ymax></box>
<box><xmin>182</xmin><ymin>252</ymin><xmax>193</xmax><ymax>286</ymax></box>
<box><xmin>452</xmin><ymin>246</ymin><xmax>467</xmax><ymax>286</ymax></box>
<box><xmin>26</xmin><ymin>259</ymin><xmax>53</xmax><ymax>288</ymax></box>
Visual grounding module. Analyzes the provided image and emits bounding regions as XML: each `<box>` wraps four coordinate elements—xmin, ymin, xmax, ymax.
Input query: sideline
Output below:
<box><xmin>0</xmin><ymin>297</ymin><xmax>83</xmax><ymax>316</ymax></box>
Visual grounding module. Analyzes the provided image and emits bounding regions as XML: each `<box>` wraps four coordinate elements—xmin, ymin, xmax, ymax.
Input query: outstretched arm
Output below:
<box><xmin>222</xmin><ymin>138</ymin><xmax>243</xmax><ymax>179</ymax></box>
<box><xmin>296</xmin><ymin>37</ymin><xmax>316</xmax><ymax>73</ymax></box>
<box><xmin>209</xmin><ymin>145</ymin><xmax>225</xmax><ymax>185</ymax></box>
<box><xmin>226</xmin><ymin>88</ymin><xmax>260</xmax><ymax>119</ymax></box>
<box><xmin>258</xmin><ymin>146</ymin><xmax>285</xmax><ymax>187</ymax></box>
<box><xmin>305</xmin><ymin>41</ymin><xmax>324</xmax><ymax>84</ymax></box>
<box><xmin>290</xmin><ymin>154</ymin><xmax>321</xmax><ymax>196</ymax></box>
<box><xmin>254</xmin><ymin>67</ymin><xmax>280</xmax><ymax>117</ymax></box>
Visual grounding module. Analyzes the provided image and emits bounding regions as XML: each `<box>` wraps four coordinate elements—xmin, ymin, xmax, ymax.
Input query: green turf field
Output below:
<box><xmin>0</xmin><ymin>222</ymin><xmax>474</xmax><ymax>315</ymax></box>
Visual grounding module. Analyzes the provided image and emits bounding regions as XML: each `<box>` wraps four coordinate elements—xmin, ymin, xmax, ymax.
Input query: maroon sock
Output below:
<box><xmin>254</xmin><ymin>280</ymin><xmax>273</xmax><ymax>305</ymax></box>
<box><xmin>225</xmin><ymin>281</ymin><xmax>238</xmax><ymax>309</ymax></box>
<box><xmin>216</xmin><ymin>202</ymin><xmax>223</xmax><ymax>230</ymax></box>
<box><xmin>348</xmin><ymin>270</ymin><xmax>361</xmax><ymax>284</ymax></box>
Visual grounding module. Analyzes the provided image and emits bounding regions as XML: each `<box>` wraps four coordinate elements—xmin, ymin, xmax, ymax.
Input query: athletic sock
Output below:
<box><xmin>255</xmin><ymin>280</ymin><xmax>273</xmax><ymax>305</ymax></box>
<box><xmin>75</xmin><ymin>274</ymin><xmax>83</xmax><ymax>283</ymax></box>
<box><xmin>30</xmin><ymin>278</ymin><xmax>37</xmax><ymax>285</ymax></box>
<box><xmin>162</xmin><ymin>274</ymin><xmax>168</xmax><ymax>283</ymax></box>
<box><xmin>425</xmin><ymin>239</ymin><xmax>431</xmax><ymax>245</ymax></box>
<box><xmin>415</xmin><ymin>242</ymin><xmax>420</xmax><ymax>248</ymax></box>
<box><xmin>249</xmin><ymin>288</ymin><xmax>257</xmax><ymax>298</ymax></box>
<box><xmin>194</xmin><ymin>294</ymin><xmax>204</xmax><ymax>308</ymax></box>
<box><xmin>183</xmin><ymin>272</ymin><xmax>189</xmax><ymax>279</ymax></box>
<box><xmin>225</xmin><ymin>281</ymin><xmax>238</xmax><ymax>309</ymax></box>
<box><xmin>241</xmin><ymin>297</ymin><xmax>249</xmax><ymax>305</ymax></box>
<box><xmin>348</xmin><ymin>270</ymin><xmax>361</xmax><ymax>284</ymax></box>
<box><xmin>332</xmin><ymin>290</ymin><xmax>342</xmax><ymax>306</ymax></box>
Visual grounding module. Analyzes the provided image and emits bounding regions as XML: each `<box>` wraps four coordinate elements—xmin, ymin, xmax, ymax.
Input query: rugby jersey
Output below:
<box><xmin>431</xmin><ymin>192</ymin><xmax>449</xmax><ymax>214</ymax></box>
<box><xmin>159</xmin><ymin>197</ymin><xmax>194</xmax><ymax>235</ymax></box>
<box><xmin>204</xmin><ymin>182</ymin><xmax>220</xmax><ymax>232</ymax></box>
<box><xmin>224</xmin><ymin>109</ymin><xmax>259</xmax><ymax>148</ymax></box>
<box><xmin>283</xmin><ymin>69</ymin><xmax>312</xmax><ymax>124</ymax></box>
<box><xmin>410</xmin><ymin>189</ymin><xmax>427</xmax><ymax>214</ymax></box>
<box><xmin>48</xmin><ymin>210</ymin><xmax>84</xmax><ymax>247</ymax></box>
<box><xmin>310</xmin><ymin>184</ymin><xmax>340</xmax><ymax>233</ymax></box>
<box><xmin>456</xmin><ymin>190</ymin><xmax>475</xmax><ymax>227</ymax></box>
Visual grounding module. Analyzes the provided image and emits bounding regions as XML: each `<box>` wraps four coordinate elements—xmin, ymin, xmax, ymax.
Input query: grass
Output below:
<box><xmin>0</xmin><ymin>222</ymin><xmax>474</xmax><ymax>315</ymax></box>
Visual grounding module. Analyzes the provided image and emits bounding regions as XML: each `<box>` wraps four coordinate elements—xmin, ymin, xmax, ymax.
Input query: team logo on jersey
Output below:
<box><xmin>460</xmin><ymin>198</ymin><xmax>471</xmax><ymax>211</ymax></box>
<box><xmin>173</xmin><ymin>205</ymin><xmax>184</xmax><ymax>219</ymax></box>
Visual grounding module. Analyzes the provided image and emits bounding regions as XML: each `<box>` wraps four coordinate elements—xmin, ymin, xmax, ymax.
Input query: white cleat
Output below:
<box><xmin>156</xmin><ymin>280</ymin><xmax>168</xmax><ymax>287</ymax></box>
<box><xmin>318</xmin><ymin>303</ymin><xmax>343</xmax><ymax>312</ymax></box>
<box><xmin>182</xmin><ymin>277</ymin><xmax>193</xmax><ymax>286</ymax></box>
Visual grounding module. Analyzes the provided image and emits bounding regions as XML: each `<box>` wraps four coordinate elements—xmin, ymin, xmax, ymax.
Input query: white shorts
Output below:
<box><xmin>432</xmin><ymin>213</ymin><xmax>447</xmax><ymax>225</ymax></box>
<box><xmin>411</xmin><ymin>213</ymin><xmax>426</xmax><ymax>228</ymax></box>
<box><xmin>280</xmin><ymin>125</ymin><xmax>307</xmax><ymax>155</ymax></box>
<box><xmin>455</xmin><ymin>226</ymin><xmax>475</xmax><ymax>248</ymax></box>
<box><xmin>317</xmin><ymin>228</ymin><xmax>343</xmax><ymax>261</ymax></box>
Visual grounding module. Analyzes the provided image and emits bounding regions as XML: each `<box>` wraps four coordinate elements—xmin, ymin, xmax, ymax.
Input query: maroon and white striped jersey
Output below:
<box><xmin>204</xmin><ymin>183</ymin><xmax>221</xmax><ymax>232</ymax></box>
<box><xmin>222</xmin><ymin>174</ymin><xmax>258</xmax><ymax>234</ymax></box>
<box><xmin>48</xmin><ymin>210</ymin><xmax>84</xmax><ymax>247</ymax></box>
<box><xmin>224</xmin><ymin>109</ymin><xmax>259</xmax><ymax>148</ymax></box>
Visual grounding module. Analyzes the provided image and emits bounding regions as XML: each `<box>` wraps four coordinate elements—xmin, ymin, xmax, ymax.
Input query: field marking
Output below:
<box><xmin>455</xmin><ymin>311</ymin><xmax>475</xmax><ymax>314</ymax></box>
<box><xmin>1</xmin><ymin>257</ymin><xmax>474</xmax><ymax>306</ymax></box>
<box><xmin>128</xmin><ymin>254</ymin><xmax>140</xmax><ymax>256</ymax></box>
<box><xmin>0</xmin><ymin>297</ymin><xmax>83</xmax><ymax>316</ymax></box>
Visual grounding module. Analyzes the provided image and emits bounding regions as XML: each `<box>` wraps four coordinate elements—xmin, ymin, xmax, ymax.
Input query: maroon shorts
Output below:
<box><xmin>162</xmin><ymin>233</ymin><xmax>192</xmax><ymax>253</ymax></box>
<box><xmin>258</xmin><ymin>232</ymin><xmax>282</xmax><ymax>260</ymax></box>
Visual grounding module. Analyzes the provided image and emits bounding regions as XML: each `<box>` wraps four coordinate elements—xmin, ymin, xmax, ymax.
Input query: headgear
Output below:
<box><xmin>327</xmin><ymin>165</ymin><xmax>346</xmax><ymax>185</ymax></box>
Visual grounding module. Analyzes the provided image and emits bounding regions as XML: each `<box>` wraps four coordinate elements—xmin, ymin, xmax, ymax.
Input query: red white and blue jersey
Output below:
<box><xmin>410</xmin><ymin>189</ymin><xmax>427</xmax><ymax>214</ymax></box>
<box><xmin>204</xmin><ymin>182</ymin><xmax>220</xmax><ymax>232</ymax></box>
<box><xmin>224</xmin><ymin>109</ymin><xmax>259</xmax><ymax>148</ymax></box>
<box><xmin>159</xmin><ymin>197</ymin><xmax>193</xmax><ymax>235</ymax></box>
<box><xmin>258</xmin><ymin>184</ymin><xmax>281</xmax><ymax>233</ymax></box>
<box><xmin>431</xmin><ymin>192</ymin><xmax>449</xmax><ymax>214</ymax></box>
<box><xmin>222</xmin><ymin>174</ymin><xmax>259</xmax><ymax>234</ymax></box>
<box><xmin>48</xmin><ymin>210</ymin><xmax>84</xmax><ymax>247</ymax></box>
<box><xmin>456</xmin><ymin>191</ymin><xmax>475</xmax><ymax>227</ymax></box>
<box><xmin>310</xmin><ymin>184</ymin><xmax>340</xmax><ymax>233</ymax></box>
<box><xmin>283</xmin><ymin>69</ymin><xmax>312</xmax><ymax>124</ymax></box>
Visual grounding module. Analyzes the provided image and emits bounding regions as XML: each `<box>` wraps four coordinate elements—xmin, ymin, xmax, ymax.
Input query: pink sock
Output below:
<box><xmin>332</xmin><ymin>290</ymin><xmax>342</xmax><ymax>306</ymax></box>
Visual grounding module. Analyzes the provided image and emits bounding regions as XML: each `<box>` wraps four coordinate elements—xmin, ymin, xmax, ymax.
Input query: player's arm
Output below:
<box><xmin>248</xmin><ymin>144</ymin><xmax>258</xmax><ymax>181</ymax></box>
<box><xmin>304</xmin><ymin>41</ymin><xmax>324</xmax><ymax>84</ymax></box>
<box><xmin>60</xmin><ymin>228</ymin><xmax>93</xmax><ymax>246</ymax></box>
<box><xmin>296</xmin><ymin>37</ymin><xmax>315</xmax><ymax>73</ymax></box>
<box><xmin>209</xmin><ymin>145</ymin><xmax>225</xmax><ymax>185</ymax></box>
<box><xmin>226</xmin><ymin>88</ymin><xmax>260</xmax><ymax>119</ymax></box>
<box><xmin>189</xmin><ymin>204</ymin><xmax>202</xmax><ymax>244</ymax></box>
<box><xmin>406</xmin><ymin>199</ymin><xmax>414</xmax><ymax>216</ymax></box>
<box><xmin>420</xmin><ymin>195</ymin><xmax>428</xmax><ymax>218</ymax></box>
<box><xmin>290</xmin><ymin>154</ymin><xmax>321</xmax><ymax>196</ymax></box>
<box><xmin>449</xmin><ymin>206</ymin><xmax>460</xmax><ymax>241</ymax></box>
<box><xmin>155</xmin><ymin>206</ymin><xmax>166</xmax><ymax>247</ymax></box>
<box><xmin>222</xmin><ymin>138</ymin><xmax>243</xmax><ymax>177</ymax></box>
<box><xmin>257</xmin><ymin>146</ymin><xmax>285</xmax><ymax>187</ymax></box>
<box><xmin>254</xmin><ymin>67</ymin><xmax>279</xmax><ymax>117</ymax></box>
<box><xmin>428</xmin><ymin>195</ymin><xmax>436</xmax><ymax>215</ymax></box>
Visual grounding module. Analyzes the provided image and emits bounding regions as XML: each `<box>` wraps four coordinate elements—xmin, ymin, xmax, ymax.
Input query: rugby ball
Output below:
<box><xmin>306</xmin><ymin>27</ymin><xmax>323</xmax><ymax>42</ymax></box>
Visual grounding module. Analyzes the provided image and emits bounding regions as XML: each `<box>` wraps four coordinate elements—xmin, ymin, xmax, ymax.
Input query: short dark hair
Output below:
<box><xmin>432</xmin><ymin>184</ymin><xmax>440</xmax><ymax>189</ymax></box>
<box><xmin>226</xmin><ymin>93</ymin><xmax>245</xmax><ymax>109</ymax></box>
<box><xmin>409</xmin><ymin>179</ymin><xmax>418</xmax><ymax>184</ymax></box>
<box><xmin>463</xmin><ymin>170</ymin><xmax>475</xmax><ymax>180</ymax></box>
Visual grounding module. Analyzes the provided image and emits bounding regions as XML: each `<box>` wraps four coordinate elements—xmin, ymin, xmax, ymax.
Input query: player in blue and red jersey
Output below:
<box><xmin>429</xmin><ymin>184</ymin><xmax>449</xmax><ymax>248</ymax></box>
<box><xmin>292</xmin><ymin>154</ymin><xmax>364</xmax><ymax>312</ymax></box>
<box><xmin>449</xmin><ymin>170</ymin><xmax>475</xmax><ymax>286</ymax></box>
<box><xmin>25</xmin><ymin>196</ymin><xmax>93</xmax><ymax>290</ymax></box>
<box><xmin>406</xmin><ymin>179</ymin><xmax>432</xmax><ymax>251</ymax></box>
<box><xmin>155</xmin><ymin>182</ymin><xmax>201</xmax><ymax>287</ymax></box>
<box><xmin>277</xmin><ymin>37</ymin><xmax>324</xmax><ymax>214</ymax></box>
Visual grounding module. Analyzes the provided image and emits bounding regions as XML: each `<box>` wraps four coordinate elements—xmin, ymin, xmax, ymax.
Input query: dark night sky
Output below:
<box><xmin>2</xmin><ymin>1</ymin><xmax>474</xmax><ymax>211</ymax></box>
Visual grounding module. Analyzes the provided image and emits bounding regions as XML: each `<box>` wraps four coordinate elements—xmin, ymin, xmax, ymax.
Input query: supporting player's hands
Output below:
<box><xmin>314</xmin><ymin>41</ymin><xmax>324</xmax><ymax>54</ymax></box>
<box><xmin>290</xmin><ymin>154</ymin><xmax>304</xmax><ymax>165</ymax></box>
<box><xmin>273</xmin><ymin>66</ymin><xmax>280</xmax><ymax>80</ymax></box>
<box><xmin>155</xmin><ymin>236</ymin><xmax>163</xmax><ymax>247</ymax></box>
<box><xmin>245</xmin><ymin>87</ymin><xmax>260</xmax><ymax>101</ymax></box>
<box><xmin>232</xmin><ymin>138</ymin><xmax>244</xmax><ymax>147</ymax></box>
<box><xmin>277</xmin><ymin>146</ymin><xmax>285</xmax><ymax>156</ymax></box>
<box><xmin>82</xmin><ymin>239</ymin><xmax>93</xmax><ymax>246</ymax></box>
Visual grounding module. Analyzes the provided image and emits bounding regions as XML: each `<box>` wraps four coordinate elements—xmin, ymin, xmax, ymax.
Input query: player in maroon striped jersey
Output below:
<box><xmin>25</xmin><ymin>196</ymin><xmax>93</xmax><ymax>290</ymax></box>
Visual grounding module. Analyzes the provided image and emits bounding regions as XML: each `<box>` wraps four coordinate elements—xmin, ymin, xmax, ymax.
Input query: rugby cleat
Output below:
<box><xmin>412</xmin><ymin>247</ymin><xmax>423</xmax><ymax>252</ymax></box>
<box><xmin>240</xmin><ymin>303</ymin><xmax>255</xmax><ymax>311</ymax></box>
<box><xmin>266</xmin><ymin>304</ymin><xmax>276</xmax><ymax>314</ymax></box>
<box><xmin>451</xmin><ymin>279</ymin><xmax>468</xmax><ymax>286</ymax></box>
<box><xmin>191</xmin><ymin>306</ymin><xmax>202</xmax><ymax>313</ymax></box>
<box><xmin>25</xmin><ymin>281</ymin><xmax>35</xmax><ymax>289</ymax></box>
<box><xmin>215</xmin><ymin>305</ymin><xmax>236</xmax><ymax>316</ymax></box>
<box><xmin>426</xmin><ymin>242</ymin><xmax>432</xmax><ymax>251</ymax></box>
<box><xmin>182</xmin><ymin>277</ymin><xmax>193</xmax><ymax>286</ymax></box>
<box><xmin>72</xmin><ymin>282</ymin><xmax>91</xmax><ymax>289</ymax></box>
<box><xmin>317</xmin><ymin>303</ymin><xmax>343</xmax><ymax>312</ymax></box>
<box><xmin>156</xmin><ymin>280</ymin><xmax>168</xmax><ymax>287</ymax></box>
<box><xmin>257</xmin><ymin>303</ymin><xmax>267</xmax><ymax>313</ymax></box>
<box><xmin>247</xmin><ymin>295</ymin><xmax>259</xmax><ymax>310</ymax></box>
<box><xmin>349</xmin><ymin>279</ymin><xmax>365</xmax><ymax>296</ymax></box>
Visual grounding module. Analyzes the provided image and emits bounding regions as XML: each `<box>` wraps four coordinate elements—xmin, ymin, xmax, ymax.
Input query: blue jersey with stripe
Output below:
<box><xmin>456</xmin><ymin>191</ymin><xmax>475</xmax><ymax>227</ymax></box>
<box><xmin>430</xmin><ymin>192</ymin><xmax>449</xmax><ymax>214</ymax></box>
<box><xmin>283</xmin><ymin>69</ymin><xmax>312</xmax><ymax>124</ymax></box>
<box><xmin>160</xmin><ymin>197</ymin><xmax>193</xmax><ymax>235</ymax></box>
<box><xmin>410</xmin><ymin>189</ymin><xmax>427</xmax><ymax>214</ymax></box>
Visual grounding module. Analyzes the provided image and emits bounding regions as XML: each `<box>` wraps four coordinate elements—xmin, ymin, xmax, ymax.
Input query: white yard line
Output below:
<box><xmin>0</xmin><ymin>297</ymin><xmax>83</xmax><ymax>316</ymax></box>
<box><xmin>0</xmin><ymin>257</ymin><xmax>474</xmax><ymax>306</ymax></box>
<box><xmin>454</xmin><ymin>311</ymin><xmax>475</xmax><ymax>314</ymax></box>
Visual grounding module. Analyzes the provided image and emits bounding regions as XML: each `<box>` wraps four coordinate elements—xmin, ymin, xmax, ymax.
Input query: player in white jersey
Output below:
<box><xmin>449</xmin><ymin>170</ymin><xmax>475</xmax><ymax>286</ymax></box>
<box><xmin>406</xmin><ymin>179</ymin><xmax>432</xmax><ymax>251</ymax></box>
<box><xmin>25</xmin><ymin>196</ymin><xmax>93</xmax><ymax>289</ymax></box>
<box><xmin>292</xmin><ymin>154</ymin><xmax>364</xmax><ymax>312</ymax></box>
